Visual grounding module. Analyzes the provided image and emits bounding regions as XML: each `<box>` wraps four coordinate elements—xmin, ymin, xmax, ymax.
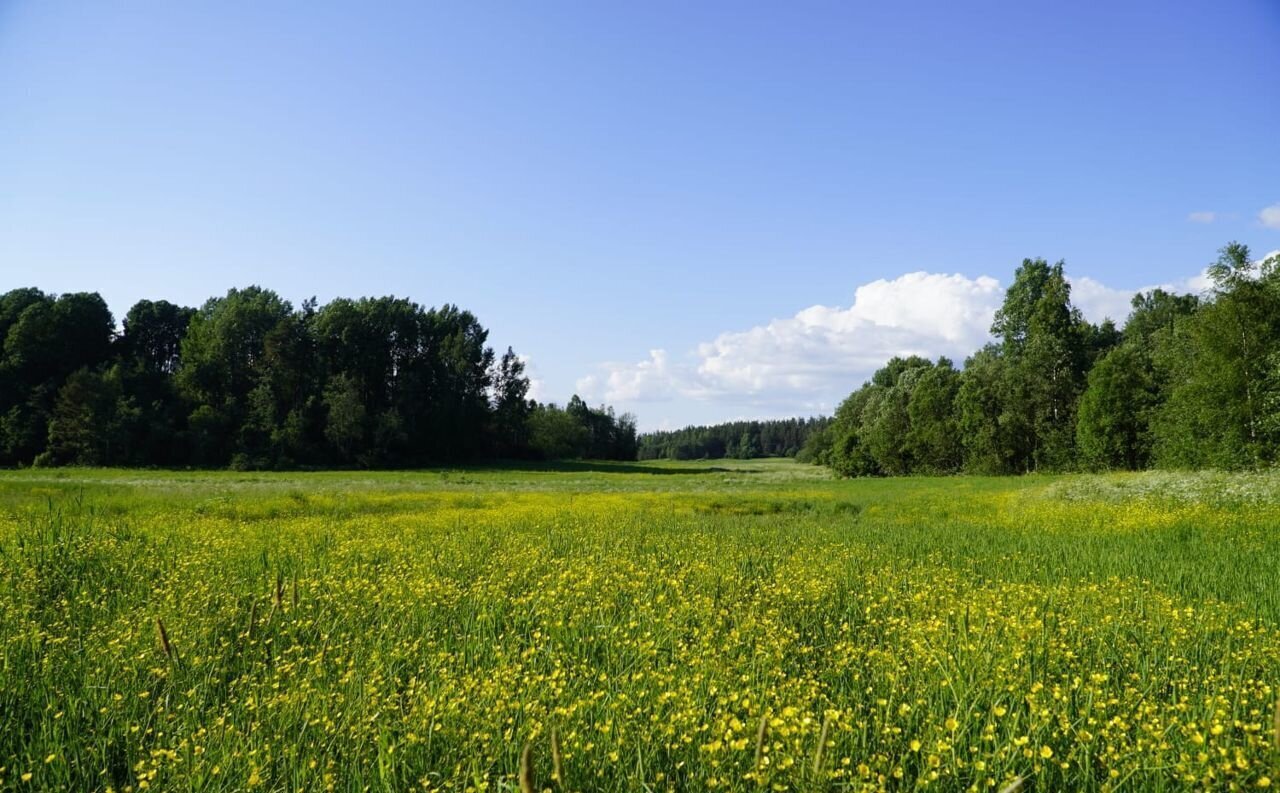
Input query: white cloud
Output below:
<box><xmin>693</xmin><ymin>272</ymin><xmax>1002</xmax><ymax>396</ymax></box>
<box><xmin>1187</xmin><ymin>211</ymin><xmax>1217</xmax><ymax>224</ymax></box>
<box><xmin>517</xmin><ymin>354</ymin><xmax>547</xmax><ymax>403</ymax></box>
<box><xmin>1066</xmin><ymin>277</ymin><xmax>1134</xmax><ymax>325</ymax></box>
<box><xmin>579</xmin><ymin>266</ymin><xmax>1222</xmax><ymax>429</ymax></box>
<box><xmin>579</xmin><ymin>272</ymin><xmax>1003</xmax><ymax>412</ymax></box>
<box><xmin>1260</xmin><ymin>203</ymin><xmax>1280</xmax><ymax>230</ymax></box>
<box><xmin>576</xmin><ymin>349</ymin><xmax>686</xmax><ymax>403</ymax></box>
<box><xmin>1070</xmin><ymin>269</ymin><xmax>1216</xmax><ymax>325</ymax></box>
<box><xmin>1172</xmin><ymin>270</ymin><xmax>1215</xmax><ymax>294</ymax></box>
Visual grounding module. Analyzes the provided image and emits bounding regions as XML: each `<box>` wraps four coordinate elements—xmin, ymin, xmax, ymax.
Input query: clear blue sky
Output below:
<box><xmin>2</xmin><ymin>1</ymin><xmax>1278</xmax><ymax>428</ymax></box>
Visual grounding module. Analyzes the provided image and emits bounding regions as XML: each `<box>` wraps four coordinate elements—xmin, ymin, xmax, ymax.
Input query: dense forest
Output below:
<box><xmin>803</xmin><ymin>242</ymin><xmax>1280</xmax><ymax>475</ymax></box>
<box><xmin>5</xmin><ymin>242</ymin><xmax>1277</xmax><ymax>474</ymax></box>
<box><xmin>0</xmin><ymin>286</ymin><xmax>636</xmax><ymax>468</ymax></box>
<box><xmin>637</xmin><ymin>417</ymin><xmax>830</xmax><ymax>460</ymax></box>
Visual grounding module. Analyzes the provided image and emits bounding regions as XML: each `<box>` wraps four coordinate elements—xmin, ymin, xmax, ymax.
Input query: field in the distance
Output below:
<box><xmin>3</xmin><ymin>460</ymin><xmax>1280</xmax><ymax>792</ymax></box>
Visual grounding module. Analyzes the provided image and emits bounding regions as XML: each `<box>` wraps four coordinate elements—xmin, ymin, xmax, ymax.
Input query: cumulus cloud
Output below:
<box><xmin>517</xmin><ymin>354</ymin><xmax>547</xmax><ymax>402</ymax></box>
<box><xmin>1066</xmin><ymin>277</ymin><xmax>1134</xmax><ymax>324</ymax></box>
<box><xmin>578</xmin><ymin>266</ymin><xmax>1220</xmax><ymax>426</ymax></box>
<box><xmin>1172</xmin><ymin>270</ymin><xmax>1215</xmax><ymax>294</ymax></box>
<box><xmin>578</xmin><ymin>272</ymin><xmax>1003</xmax><ymax>409</ymax></box>
<box><xmin>1069</xmin><ymin>270</ymin><xmax>1214</xmax><ymax>326</ymax></box>
<box><xmin>1260</xmin><ymin>203</ymin><xmax>1280</xmax><ymax>230</ymax></box>
<box><xmin>576</xmin><ymin>349</ymin><xmax>686</xmax><ymax>403</ymax></box>
<box><xmin>693</xmin><ymin>272</ymin><xmax>1002</xmax><ymax>396</ymax></box>
<box><xmin>1187</xmin><ymin>211</ymin><xmax>1217</xmax><ymax>224</ymax></box>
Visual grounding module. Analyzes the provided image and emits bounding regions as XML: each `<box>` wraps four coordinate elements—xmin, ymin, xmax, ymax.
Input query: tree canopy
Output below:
<box><xmin>0</xmin><ymin>286</ymin><xmax>635</xmax><ymax>468</ymax></box>
<box><xmin>810</xmin><ymin>243</ymin><xmax>1280</xmax><ymax>476</ymax></box>
<box><xmin>638</xmin><ymin>417</ymin><xmax>830</xmax><ymax>461</ymax></box>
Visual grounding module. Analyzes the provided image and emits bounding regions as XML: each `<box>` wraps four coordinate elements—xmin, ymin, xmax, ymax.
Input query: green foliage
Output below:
<box><xmin>638</xmin><ymin>417</ymin><xmax>829</xmax><ymax>460</ymax></box>
<box><xmin>4</xmin><ymin>464</ymin><xmax>1280</xmax><ymax>790</ymax></box>
<box><xmin>528</xmin><ymin>402</ymin><xmax>589</xmax><ymax>459</ymax></box>
<box><xmin>826</xmin><ymin>383</ymin><xmax>879</xmax><ymax>477</ymax></box>
<box><xmin>0</xmin><ymin>285</ymin><xmax>632</xmax><ymax>468</ymax></box>
<box><xmin>491</xmin><ymin>347</ymin><xmax>533</xmax><ymax>456</ymax></box>
<box><xmin>322</xmin><ymin>373</ymin><xmax>366</xmax><ymax>463</ymax></box>
<box><xmin>42</xmin><ymin>367</ymin><xmax>128</xmax><ymax>466</ymax></box>
<box><xmin>794</xmin><ymin>422</ymin><xmax>834</xmax><ymax>464</ymax></box>
<box><xmin>954</xmin><ymin>346</ymin><xmax>1012</xmax><ymax>474</ymax></box>
<box><xmin>528</xmin><ymin>398</ymin><xmax>637</xmax><ymax>461</ymax></box>
<box><xmin>0</xmin><ymin>291</ymin><xmax>115</xmax><ymax>466</ymax></box>
<box><xmin>861</xmin><ymin>357</ymin><xmax>932</xmax><ymax>475</ymax></box>
<box><xmin>1153</xmin><ymin>246</ymin><xmax>1280</xmax><ymax>469</ymax></box>
<box><xmin>905</xmin><ymin>357</ymin><xmax>962</xmax><ymax>473</ymax></box>
<box><xmin>1076</xmin><ymin>344</ymin><xmax>1155</xmax><ymax>470</ymax></box>
<box><xmin>991</xmin><ymin>260</ymin><xmax>1088</xmax><ymax>472</ymax></box>
<box><xmin>820</xmin><ymin>244</ymin><xmax>1280</xmax><ymax>478</ymax></box>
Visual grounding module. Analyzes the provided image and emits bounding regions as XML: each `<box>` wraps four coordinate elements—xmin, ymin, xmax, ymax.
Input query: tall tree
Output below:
<box><xmin>0</xmin><ymin>291</ymin><xmax>114</xmax><ymax>465</ymax></box>
<box><xmin>490</xmin><ymin>347</ymin><xmax>533</xmax><ymax>456</ymax></box>
<box><xmin>44</xmin><ymin>368</ymin><xmax>126</xmax><ymax>466</ymax></box>
<box><xmin>116</xmin><ymin>300</ymin><xmax>195</xmax><ymax>464</ymax></box>
<box><xmin>1075</xmin><ymin>344</ymin><xmax>1156</xmax><ymax>470</ymax></box>
<box><xmin>177</xmin><ymin>287</ymin><xmax>294</xmax><ymax>466</ymax></box>
<box><xmin>906</xmin><ymin>357</ymin><xmax>962</xmax><ymax>474</ymax></box>
<box><xmin>990</xmin><ymin>259</ymin><xmax>1086</xmax><ymax>471</ymax></box>
<box><xmin>955</xmin><ymin>346</ymin><xmax>1012</xmax><ymax>474</ymax></box>
<box><xmin>1154</xmin><ymin>244</ymin><xmax>1280</xmax><ymax>468</ymax></box>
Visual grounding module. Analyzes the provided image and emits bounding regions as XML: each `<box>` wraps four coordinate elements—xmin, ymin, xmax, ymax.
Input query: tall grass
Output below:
<box><xmin>1</xmin><ymin>462</ymin><xmax>1279</xmax><ymax>790</ymax></box>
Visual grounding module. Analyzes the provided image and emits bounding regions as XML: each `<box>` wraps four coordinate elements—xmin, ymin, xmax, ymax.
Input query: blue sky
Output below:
<box><xmin>2</xmin><ymin>1</ymin><xmax>1278</xmax><ymax>429</ymax></box>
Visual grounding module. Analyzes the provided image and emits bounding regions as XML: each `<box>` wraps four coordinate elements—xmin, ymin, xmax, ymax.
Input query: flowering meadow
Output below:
<box><xmin>3</xmin><ymin>461</ymin><xmax>1280</xmax><ymax>791</ymax></box>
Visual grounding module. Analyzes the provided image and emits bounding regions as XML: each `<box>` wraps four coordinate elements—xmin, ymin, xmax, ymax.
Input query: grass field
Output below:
<box><xmin>3</xmin><ymin>460</ymin><xmax>1280</xmax><ymax>791</ymax></box>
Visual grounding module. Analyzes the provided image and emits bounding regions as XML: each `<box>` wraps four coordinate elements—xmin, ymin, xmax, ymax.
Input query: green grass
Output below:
<box><xmin>3</xmin><ymin>461</ymin><xmax>1280</xmax><ymax>791</ymax></box>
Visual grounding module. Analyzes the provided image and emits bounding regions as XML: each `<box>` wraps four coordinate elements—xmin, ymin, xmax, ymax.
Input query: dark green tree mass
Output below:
<box><xmin>5</xmin><ymin>241</ymin><xmax>1277</xmax><ymax>475</ymax></box>
<box><xmin>0</xmin><ymin>286</ymin><xmax>634</xmax><ymax>468</ymax></box>
<box><xmin>811</xmin><ymin>243</ymin><xmax>1280</xmax><ymax>477</ymax></box>
<box><xmin>637</xmin><ymin>417</ymin><xmax>831</xmax><ymax>461</ymax></box>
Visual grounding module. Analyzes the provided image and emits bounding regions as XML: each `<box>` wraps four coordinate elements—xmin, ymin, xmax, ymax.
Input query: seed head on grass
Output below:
<box><xmin>998</xmin><ymin>775</ymin><xmax>1024</xmax><ymax>793</ymax></box>
<box><xmin>1273</xmin><ymin>696</ymin><xmax>1280</xmax><ymax>750</ymax></box>
<box><xmin>551</xmin><ymin>727</ymin><xmax>563</xmax><ymax>785</ymax></box>
<box><xmin>812</xmin><ymin>710</ymin><xmax>831</xmax><ymax>775</ymax></box>
<box><xmin>246</xmin><ymin>599</ymin><xmax>257</xmax><ymax>642</ymax></box>
<box><xmin>518</xmin><ymin>743</ymin><xmax>534</xmax><ymax>793</ymax></box>
<box><xmin>155</xmin><ymin>618</ymin><xmax>173</xmax><ymax>660</ymax></box>
<box><xmin>753</xmin><ymin>711</ymin><xmax>769</xmax><ymax>779</ymax></box>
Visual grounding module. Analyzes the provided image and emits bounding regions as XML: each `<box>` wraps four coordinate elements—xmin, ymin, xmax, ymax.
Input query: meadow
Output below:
<box><xmin>3</xmin><ymin>460</ymin><xmax>1280</xmax><ymax>792</ymax></box>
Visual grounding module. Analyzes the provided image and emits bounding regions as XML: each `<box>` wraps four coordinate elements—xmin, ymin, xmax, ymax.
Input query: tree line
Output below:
<box><xmin>802</xmin><ymin>243</ymin><xmax>1280</xmax><ymax>475</ymax></box>
<box><xmin>638</xmin><ymin>417</ymin><xmax>831</xmax><ymax>460</ymax></box>
<box><xmin>0</xmin><ymin>286</ymin><xmax>636</xmax><ymax>468</ymax></box>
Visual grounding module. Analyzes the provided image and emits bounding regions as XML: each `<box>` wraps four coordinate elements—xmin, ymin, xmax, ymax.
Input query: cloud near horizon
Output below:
<box><xmin>1187</xmin><ymin>211</ymin><xmax>1217</xmax><ymax>224</ymax></box>
<box><xmin>577</xmin><ymin>268</ymin><xmax>1215</xmax><ymax>424</ymax></box>
<box><xmin>578</xmin><ymin>272</ymin><xmax>1002</xmax><ymax>406</ymax></box>
<box><xmin>1260</xmin><ymin>203</ymin><xmax>1280</xmax><ymax>230</ymax></box>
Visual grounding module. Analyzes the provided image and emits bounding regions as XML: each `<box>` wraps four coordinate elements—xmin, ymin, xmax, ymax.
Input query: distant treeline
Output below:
<box><xmin>0</xmin><ymin>286</ymin><xmax>636</xmax><ymax>468</ymax></box>
<box><xmin>803</xmin><ymin>242</ymin><xmax>1280</xmax><ymax>476</ymax></box>
<box><xmin>638</xmin><ymin>417</ymin><xmax>831</xmax><ymax>460</ymax></box>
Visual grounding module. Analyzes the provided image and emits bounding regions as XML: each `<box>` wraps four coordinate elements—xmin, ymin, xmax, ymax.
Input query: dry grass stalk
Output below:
<box><xmin>753</xmin><ymin>711</ymin><xmax>769</xmax><ymax>777</ymax></box>
<box><xmin>1273</xmin><ymin>696</ymin><xmax>1280</xmax><ymax>750</ymax></box>
<box><xmin>155</xmin><ymin>618</ymin><xmax>173</xmax><ymax>660</ymax></box>
<box><xmin>551</xmin><ymin>727</ymin><xmax>563</xmax><ymax>784</ymax></box>
<box><xmin>812</xmin><ymin>711</ymin><xmax>831</xmax><ymax>775</ymax></box>
<box><xmin>518</xmin><ymin>743</ymin><xmax>534</xmax><ymax>793</ymax></box>
<box><xmin>998</xmin><ymin>775</ymin><xmax>1024</xmax><ymax>793</ymax></box>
